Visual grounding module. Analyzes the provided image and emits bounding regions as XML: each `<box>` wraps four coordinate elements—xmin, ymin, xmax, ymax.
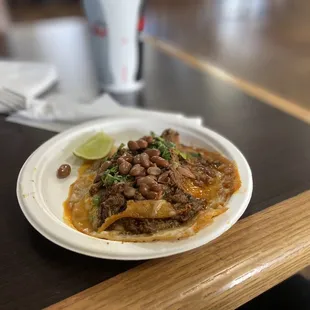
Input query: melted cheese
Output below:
<box><xmin>63</xmin><ymin>163</ymin><xmax>94</xmax><ymax>232</ymax></box>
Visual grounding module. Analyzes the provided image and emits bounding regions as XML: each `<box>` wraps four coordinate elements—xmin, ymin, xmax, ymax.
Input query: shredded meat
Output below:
<box><xmin>101</xmin><ymin>193</ymin><xmax>126</xmax><ymax>222</ymax></box>
<box><xmin>166</xmin><ymin>187</ymin><xmax>189</xmax><ymax>203</ymax></box>
<box><xmin>89</xmin><ymin>181</ymin><xmax>102</xmax><ymax>195</ymax></box>
<box><xmin>161</xmin><ymin>129</ymin><xmax>180</xmax><ymax>144</ymax></box>
<box><xmin>83</xmin><ymin>128</ymin><xmax>239</xmax><ymax>235</ymax></box>
<box><xmin>112</xmin><ymin>187</ymin><xmax>206</xmax><ymax>234</ymax></box>
<box><xmin>120</xmin><ymin>218</ymin><xmax>181</xmax><ymax>234</ymax></box>
<box><xmin>110</xmin><ymin>183</ymin><xmax>126</xmax><ymax>195</ymax></box>
<box><xmin>165</xmin><ymin>187</ymin><xmax>206</xmax><ymax>222</ymax></box>
<box><xmin>186</xmin><ymin>157</ymin><xmax>217</xmax><ymax>184</ymax></box>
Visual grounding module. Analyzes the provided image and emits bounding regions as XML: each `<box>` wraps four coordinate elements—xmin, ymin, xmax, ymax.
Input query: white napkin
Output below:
<box><xmin>1</xmin><ymin>61</ymin><xmax>202</xmax><ymax>131</ymax></box>
<box><xmin>7</xmin><ymin>94</ymin><xmax>202</xmax><ymax>132</ymax></box>
<box><xmin>0</xmin><ymin>61</ymin><xmax>57</xmax><ymax>112</ymax></box>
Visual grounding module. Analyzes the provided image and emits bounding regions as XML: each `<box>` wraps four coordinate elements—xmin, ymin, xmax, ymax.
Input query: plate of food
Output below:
<box><xmin>17</xmin><ymin>116</ymin><xmax>252</xmax><ymax>260</ymax></box>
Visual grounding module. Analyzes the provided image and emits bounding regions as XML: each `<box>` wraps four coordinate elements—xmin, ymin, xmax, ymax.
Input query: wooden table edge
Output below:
<box><xmin>143</xmin><ymin>35</ymin><xmax>310</xmax><ymax>125</ymax></box>
<box><xmin>47</xmin><ymin>190</ymin><xmax>310</xmax><ymax>310</ymax></box>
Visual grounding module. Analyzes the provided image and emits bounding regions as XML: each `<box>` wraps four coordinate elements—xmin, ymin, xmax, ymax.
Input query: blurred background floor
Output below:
<box><xmin>1</xmin><ymin>0</ymin><xmax>310</xmax><ymax>308</ymax></box>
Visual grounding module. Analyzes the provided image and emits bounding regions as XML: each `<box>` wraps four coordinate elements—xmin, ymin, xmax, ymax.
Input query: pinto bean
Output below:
<box><xmin>150</xmin><ymin>156</ymin><xmax>169</xmax><ymax>167</ymax></box>
<box><xmin>147</xmin><ymin>166</ymin><xmax>161</xmax><ymax>176</ymax></box>
<box><xmin>119</xmin><ymin>161</ymin><xmax>132</xmax><ymax>175</ymax></box>
<box><xmin>122</xmin><ymin>152</ymin><xmax>133</xmax><ymax>163</ymax></box>
<box><xmin>133</xmin><ymin>154</ymin><xmax>142</xmax><ymax>164</ymax></box>
<box><xmin>140</xmin><ymin>153</ymin><xmax>151</xmax><ymax>168</ymax></box>
<box><xmin>158</xmin><ymin>171</ymin><xmax>170</xmax><ymax>184</ymax></box>
<box><xmin>124</xmin><ymin>186</ymin><xmax>136</xmax><ymax>198</ymax></box>
<box><xmin>98</xmin><ymin>161</ymin><xmax>112</xmax><ymax>174</ymax></box>
<box><xmin>130</xmin><ymin>164</ymin><xmax>145</xmax><ymax>176</ymax></box>
<box><xmin>143</xmin><ymin>136</ymin><xmax>153</xmax><ymax>143</ymax></box>
<box><xmin>137</xmin><ymin>139</ymin><xmax>148</xmax><ymax>149</ymax></box>
<box><xmin>136</xmin><ymin>176</ymin><xmax>157</xmax><ymax>186</ymax></box>
<box><xmin>144</xmin><ymin>149</ymin><xmax>160</xmax><ymax>157</ymax></box>
<box><xmin>117</xmin><ymin>153</ymin><xmax>133</xmax><ymax>165</ymax></box>
<box><xmin>139</xmin><ymin>183</ymin><xmax>160</xmax><ymax>199</ymax></box>
<box><xmin>128</xmin><ymin>140</ymin><xmax>139</xmax><ymax>151</ymax></box>
<box><xmin>117</xmin><ymin>157</ymin><xmax>125</xmax><ymax>165</ymax></box>
<box><xmin>145</xmin><ymin>191</ymin><xmax>158</xmax><ymax>200</ymax></box>
<box><xmin>57</xmin><ymin>164</ymin><xmax>71</xmax><ymax>179</ymax></box>
<box><xmin>140</xmin><ymin>170</ymin><xmax>146</xmax><ymax>177</ymax></box>
<box><xmin>150</xmin><ymin>183</ymin><xmax>162</xmax><ymax>192</ymax></box>
<box><xmin>139</xmin><ymin>184</ymin><xmax>150</xmax><ymax>197</ymax></box>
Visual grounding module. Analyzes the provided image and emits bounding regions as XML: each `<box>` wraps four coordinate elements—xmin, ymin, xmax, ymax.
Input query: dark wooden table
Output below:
<box><xmin>0</xmin><ymin>19</ymin><xmax>310</xmax><ymax>310</ymax></box>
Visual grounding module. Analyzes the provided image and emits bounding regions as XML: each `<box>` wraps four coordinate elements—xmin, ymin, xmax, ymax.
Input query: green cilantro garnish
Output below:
<box><xmin>117</xmin><ymin>143</ymin><xmax>125</xmax><ymax>151</ymax></box>
<box><xmin>92</xmin><ymin>195</ymin><xmax>100</xmax><ymax>207</ymax></box>
<box><xmin>189</xmin><ymin>152</ymin><xmax>202</xmax><ymax>158</ymax></box>
<box><xmin>110</xmin><ymin>143</ymin><xmax>126</xmax><ymax>160</ymax></box>
<box><xmin>101</xmin><ymin>164</ymin><xmax>133</xmax><ymax>186</ymax></box>
<box><xmin>175</xmin><ymin>150</ymin><xmax>188</xmax><ymax>160</ymax></box>
<box><xmin>149</xmin><ymin>132</ymin><xmax>175</xmax><ymax>160</ymax></box>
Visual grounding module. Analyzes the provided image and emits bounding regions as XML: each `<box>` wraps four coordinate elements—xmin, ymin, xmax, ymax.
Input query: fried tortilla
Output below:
<box><xmin>64</xmin><ymin>129</ymin><xmax>240</xmax><ymax>242</ymax></box>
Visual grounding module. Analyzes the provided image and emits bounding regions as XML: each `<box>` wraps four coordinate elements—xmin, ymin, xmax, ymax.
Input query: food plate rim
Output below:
<box><xmin>16</xmin><ymin>116</ymin><xmax>253</xmax><ymax>260</ymax></box>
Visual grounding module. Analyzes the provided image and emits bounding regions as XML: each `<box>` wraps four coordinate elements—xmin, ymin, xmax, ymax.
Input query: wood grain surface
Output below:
<box><xmin>48</xmin><ymin>190</ymin><xmax>310</xmax><ymax>310</ymax></box>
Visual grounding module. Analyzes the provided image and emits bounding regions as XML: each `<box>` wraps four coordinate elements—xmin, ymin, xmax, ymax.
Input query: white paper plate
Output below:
<box><xmin>17</xmin><ymin>116</ymin><xmax>252</xmax><ymax>260</ymax></box>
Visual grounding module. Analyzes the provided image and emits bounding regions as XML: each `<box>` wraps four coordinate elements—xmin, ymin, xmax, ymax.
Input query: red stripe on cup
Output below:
<box><xmin>138</xmin><ymin>16</ymin><xmax>145</xmax><ymax>32</ymax></box>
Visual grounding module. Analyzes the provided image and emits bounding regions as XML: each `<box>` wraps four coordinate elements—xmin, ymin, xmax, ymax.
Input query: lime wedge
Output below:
<box><xmin>73</xmin><ymin>132</ymin><xmax>114</xmax><ymax>160</ymax></box>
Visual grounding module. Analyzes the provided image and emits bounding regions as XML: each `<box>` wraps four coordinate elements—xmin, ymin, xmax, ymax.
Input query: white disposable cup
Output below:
<box><xmin>83</xmin><ymin>0</ymin><xmax>144</xmax><ymax>93</ymax></box>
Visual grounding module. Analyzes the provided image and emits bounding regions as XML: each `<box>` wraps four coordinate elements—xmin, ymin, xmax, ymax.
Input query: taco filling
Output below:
<box><xmin>64</xmin><ymin>129</ymin><xmax>241</xmax><ymax>242</ymax></box>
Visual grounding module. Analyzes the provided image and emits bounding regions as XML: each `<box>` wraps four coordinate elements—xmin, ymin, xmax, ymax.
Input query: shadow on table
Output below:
<box><xmin>27</xmin><ymin>226</ymin><xmax>142</xmax><ymax>307</ymax></box>
<box><xmin>28</xmin><ymin>225</ymin><xmax>142</xmax><ymax>279</ymax></box>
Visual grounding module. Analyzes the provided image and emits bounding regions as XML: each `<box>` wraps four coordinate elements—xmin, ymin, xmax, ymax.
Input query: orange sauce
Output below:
<box><xmin>183</xmin><ymin>178</ymin><xmax>221</xmax><ymax>200</ymax></box>
<box><xmin>180</xmin><ymin>148</ymin><xmax>241</xmax><ymax>208</ymax></box>
<box><xmin>63</xmin><ymin>147</ymin><xmax>241</xmax><ymax>235</ymax></box>
<box><xmin>63</xmin><ymin>162</ymin><xmax>93</xmax><ymax>228</ymax></box>
<box><xmin>63</xmin><ymin>184</ymin><xmax>75</xmax><ymax>228</ymax></box>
